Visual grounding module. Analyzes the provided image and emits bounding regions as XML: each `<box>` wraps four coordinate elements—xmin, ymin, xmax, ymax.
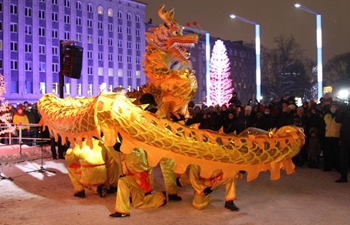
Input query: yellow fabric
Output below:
<box><xmin>189</xmin><ymin>164</ymin><xmax>236</xmax><ymax>210</ymax></box>
<box><xmin>324</xmin><ymin>114</ymin><xmax>341</xmax><ymax>138</ymax></box>
<box><xmin>65</xmin><ymin>139</ymin><xmax>118</xmax><ymax>190</ymax></box>
<box><xmin>159</xmin><ymin>158</ymin><xmax>178</xmax><ymax>195</ymax></box>
<box><xmin>114</xmin><ymin>148</ymin><xmax>165</xmax><ymax>214</ymax></box>
<box><xmin>13</xmin><ymin>114</ymin><xmax>30</xmax><ymax>130</ymax></box>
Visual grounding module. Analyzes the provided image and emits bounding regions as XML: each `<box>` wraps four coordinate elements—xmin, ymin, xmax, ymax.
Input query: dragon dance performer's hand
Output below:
<box><xmin>203</xmin><ymin>187</ymin><xmax>213</xmax><ymax>195</ymax></box>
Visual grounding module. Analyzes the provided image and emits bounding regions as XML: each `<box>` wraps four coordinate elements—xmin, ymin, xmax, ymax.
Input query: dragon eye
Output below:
<box><xmin>171</xmin><ymin>31</ymin><xmax>178</xmax><ymax>36</ymax></box>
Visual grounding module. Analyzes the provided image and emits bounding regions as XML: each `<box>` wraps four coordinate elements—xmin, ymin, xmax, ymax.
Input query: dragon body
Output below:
<box><xmin>37</xmin><ymin>5</ymin><xmax>305</xmax><ymax>182</ymax></box>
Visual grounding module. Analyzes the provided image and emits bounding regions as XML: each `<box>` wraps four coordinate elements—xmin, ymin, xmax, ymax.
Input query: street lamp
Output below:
<box><xmin>229</xmin><ymin>14</ymin><xmax>261</xmax><ymax>101</ymax></box>
<box><xmin>294</xmin><ymin>3</ymin><xmax>323</xmax><ymax>101</ymax></box>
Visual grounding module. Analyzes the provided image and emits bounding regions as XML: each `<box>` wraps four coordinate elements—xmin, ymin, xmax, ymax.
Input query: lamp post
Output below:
<box><xmin>229</xmin><ymin>14</ymin><xmax>261</xmax><ymax>101</ymax></box>
<box><xmin>183</xmin><ymin>25</ymin><xmax>211</xmax><ymax>106</ymax></box>
<box><xmin>294</xmin><ymin>3</ymin><xmax>323</xmax><ymax>101</ymax></box>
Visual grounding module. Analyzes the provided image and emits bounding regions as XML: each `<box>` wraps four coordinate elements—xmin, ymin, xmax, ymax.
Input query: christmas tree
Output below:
<box><xmin>0</xmin><ymin>73</ymin><xmax>14</xmax><ymax>135</ymax></box>
<box><xmin>209</xmin><ymin>40</ymin><xmax>234</xmax><ymax>106</ymax></box>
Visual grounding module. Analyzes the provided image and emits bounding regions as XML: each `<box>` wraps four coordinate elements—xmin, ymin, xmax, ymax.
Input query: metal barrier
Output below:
<box><xmin>0</xmin><ymin>123</ymin><xmax>51</xmax><ymax>154</ymax></box>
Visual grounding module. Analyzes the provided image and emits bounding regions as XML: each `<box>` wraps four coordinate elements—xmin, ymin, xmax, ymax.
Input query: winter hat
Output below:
<box><xmin>17</xmin><ymin>104</ymin><xmax>24</xmax><ymax>111</ymax></box>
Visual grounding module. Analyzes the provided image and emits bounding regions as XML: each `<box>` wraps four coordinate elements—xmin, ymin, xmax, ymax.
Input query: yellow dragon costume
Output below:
<box><xmin>37</xmin><ymin>5</ymin><xmax>305</xmax><ymax>182</ymax></box>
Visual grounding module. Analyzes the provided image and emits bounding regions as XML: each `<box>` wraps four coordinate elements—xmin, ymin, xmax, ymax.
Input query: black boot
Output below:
<box><xmin>109</xmin><ymin>212</ymin><xmax>130</xmax><ymax>218</ymax></box>
<box><xmin>97</xmin><ymin>185</ymin><xmax>108</xmax><ymax>197</ymax></box>
<box><xmin>168</xmin><ymin>194</ymin><xmax>182</xmax><ymax>201</ymax></box>
<box><xmin>225</xmin><ymin>200</ymin><xmax>239</xmax><ymax>212</ymax></box>
<box><xmin>73</xmin><ymin>190</ymin><xmax>85</xmax><ymax>198</ymax></box>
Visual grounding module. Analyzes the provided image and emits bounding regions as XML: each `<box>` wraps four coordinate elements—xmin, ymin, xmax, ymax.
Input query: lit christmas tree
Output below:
<box><xmin>0</xmin><ymin>73</ymin><xmax>14</xmax><ymax>135</ymax></box>
<box><xmin>209</xmin><ymin>40</ymin><xmax>234</xmax><ymax>106</ymax></box>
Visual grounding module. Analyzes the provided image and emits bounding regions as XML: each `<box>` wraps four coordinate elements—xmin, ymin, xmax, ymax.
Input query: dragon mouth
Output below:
<box><xmin>171</xmin><ymin>42</ymin><xmax>195</xmax><ymax>60</ymax></box>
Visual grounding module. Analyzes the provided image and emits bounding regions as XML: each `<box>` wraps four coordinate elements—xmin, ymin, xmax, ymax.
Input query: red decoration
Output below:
<box><xmin>193</xmin><ymin>21</ymin><xmax>198</xmax><ymax>26</ymax></box>
<box><xmin>186</xmin><ymin>22</ymin><xmax>191</xmax><ymax>27</ymax></box>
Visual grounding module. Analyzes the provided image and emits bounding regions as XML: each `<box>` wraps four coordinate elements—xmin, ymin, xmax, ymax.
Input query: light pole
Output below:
<box><xmin>229</xmin><ymin>14</ymin><xmax>261</xmax><ymax>101</ymax></box>
<box><xmin>294</xmin><ymin>3</ymin><xmax>323</xmax><ymax>101</ymax></box>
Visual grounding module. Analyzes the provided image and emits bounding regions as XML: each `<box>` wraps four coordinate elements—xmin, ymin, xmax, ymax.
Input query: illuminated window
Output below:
<box><xmin>77</xmin><ymin>83</ymin><xmax>82</xmax><ymax>95</ymax></box>
<box><xmin>108</xmin><ymin>8</ymin><xmax>113</xmax><ymax>17</ymax></box>
<box><xmin>98</xmin><ymin>6</ymin><xmax>103</xmax><ymax>14</ymax></box>
<box><xmin>88</xmin><ymin>84</ymin><xmax>93</xmax><ymax>95</ymax></box>
<box><xmin>40</xmin><ymin>82</ymin><xmax>46</xmax><ymax>94</ymax></box>
<box><xmin>98</xmin><ymin>67</ymin><xmax>103</xmax><ymax>75</ymax></box>
<box><xmin>52</xmin><ymin>83</ymin><xmax>58</xmax><ymax>94</ymax></box>
<box><xmin>118</xmin><ymin>69</ymin><xmax>122</xmax><ymax>77</ymax></box>
<box><xmin>65</xmin><ymin>83</ymin><xmax>70</xmax><ymax>95</ymax></box>
<box><xmin>108</xmin><ymin>68</ymin><xmax>113</xmax><ymax>77</ymax></box>
<box><xmin>87</xmin><ymin>35</ymin><xmax>92</xmax><ymax>43</ymax></box>
<box><xmin>135</xmin><ymin>70</ymin><xmax>140</xmax><ymax>78</ymax></box>
<box><xmin>39</xmin><ymin>62</ymin><xmax>46</xmax><ymax>72</ymax></box>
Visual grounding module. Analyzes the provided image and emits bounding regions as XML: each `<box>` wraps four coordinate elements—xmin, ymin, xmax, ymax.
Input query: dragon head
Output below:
<box><xmin>145</xmin><ymin>5</ymin><xmax>198</xmax><ymax>67</ymax></box>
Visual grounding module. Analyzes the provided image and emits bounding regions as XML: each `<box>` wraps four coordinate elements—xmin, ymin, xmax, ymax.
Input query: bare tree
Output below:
<box><xmin>324</xmin><ymin>52</ymin><xmax>350</xmax><ymax>90</ymax></box>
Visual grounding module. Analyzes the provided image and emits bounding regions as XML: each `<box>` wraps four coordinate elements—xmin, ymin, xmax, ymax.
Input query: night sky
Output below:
<box><xmin>140</xmin><ymin>0</ymin><xmax>350</xmax><ymax>63</ymax></box>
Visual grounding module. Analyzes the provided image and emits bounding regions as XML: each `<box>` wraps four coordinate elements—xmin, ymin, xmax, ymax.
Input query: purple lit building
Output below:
<box><xmin>0</xmin><ymin>0</ymin><xmax>255</xmax><ymax>106</ymax></box>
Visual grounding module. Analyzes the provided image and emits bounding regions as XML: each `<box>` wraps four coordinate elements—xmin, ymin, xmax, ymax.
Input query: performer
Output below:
<box><xmin>139</xmin><ymin>93</ymin><xmax>182</xmax><ymax>201</ymax></box>
<box><xmin>109</xmin><ymin>147</ymin><xmax>167</xmax><ymax>218</ymax></box>
<box><xmin>177</xmin><ymin>164</ymin><xmax>240</xmax><ymax>211</ymax></box>
<box><xmin>65</xmin><ymin>139</ymin><xmax>118</xmax><ymax>198</ymax></box>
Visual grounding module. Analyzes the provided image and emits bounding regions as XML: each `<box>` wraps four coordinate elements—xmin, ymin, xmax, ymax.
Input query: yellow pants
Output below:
<box><xmin>159</xmin><ymin>158</ymin><xmax>178</xmax><ymax>195</ymax></box>
<box><xmin>114</xmin><ymin>176</ymin><xmax>166</xmax><ymax>214</ymax></box>
<box><xmin>67</xmin><ymin>164</ymin><xmax>105</xmax><ymax>194</ymax></box>
<box><xmin>192</xmin><ymin>178</ymin><xmax>236</xmax><ymax>210</ymax></box>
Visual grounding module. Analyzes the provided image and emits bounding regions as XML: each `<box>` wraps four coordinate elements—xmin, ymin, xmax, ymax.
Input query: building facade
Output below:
<box><xmin>0</xmin><ymin>0</ymin><xmax>255</xmax><ymax>106</ymax></box>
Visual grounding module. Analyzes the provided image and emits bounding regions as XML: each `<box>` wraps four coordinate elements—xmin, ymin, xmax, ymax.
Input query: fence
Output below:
<box><xmin>0</xmin><ymin>123</ymin><xmax>51</xmax><ymax>154</ymax></box>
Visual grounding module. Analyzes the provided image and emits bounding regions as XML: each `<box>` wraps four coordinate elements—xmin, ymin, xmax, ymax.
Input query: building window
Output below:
<box><xmin>52</xmin><ymin>29</ymin><xmax>58</xmax><ymax>38</ymax></box>
<box><xmin>10</xmin><ymin>23</ymin><xmax>18</xmax><ymax>32</ymax></box>
<box><xmin>127</xmin><ymin>13</ymin><xmax>131</xmax><ymax>21</ymax></box>
<box><xmin>98</xmin><ymin>21</ymin><xmax>103</xmax><ymax>30</ymax></box>
<box><xmin>98</xmin><ymin>67</ymin><xmax>103</xmax><ymax>76</ymax></box>
<box><xmin>108</xmin><ymin>68</ymin><xmax>113</xmax><ymax>77</ymax></box>
<box><xmin>118</xmin><ymin>25</ymin><xmax>122</xmax><ymax>33</ymax></box>
<box><xmin>98</xmin><ymin>52</ymin><xmax>103</xmax><ymax>60</ymax></box>
<box><xmin>98</xmin><ymin>37</ymin><xmax>103</xmax><ymax>45</ymax></box>
<box><xmin>127</xmin><ymin>70</ymin><xmax>132</xmax><ymax>78</ymax></box>
<box><xmin>64</xmin><ymin>0</ymin><xmax>70</xmax><ymax>7</ymax></box>
<box><xmin>52</xmin><ymin>46</ymin><xmax>58</xmax><ymax>55</ymax></box>
<box><xmin>0</xmin><ymin>22</ymin><xmax>2</xmax><ymax>31</ymax></box>
<box><xmin>87</xmin><ymin>35</ymin><xmax>92</xmax><ymax>43</ymax></box>
<box><xmin>39</xmin><ymin>62</ymin><xmax>46</xmax><ymax>72</ymax></box>
<box><xmin>127</xmin><ymin>41</ymin><xmax>131</xmax><ymax>49</ymax></box>
<box><xmin>97</xmin><ymin>6</ymin><xmax>103</xmax><ymax>14</ymax></box>
<box><xmin>118</xmin><ymin>69</ymin><xmax>122</xmax><ymax>77</ymax></box>
<box><xmin>52</xmin><ymin>12</ymin><xmax>58</xmax><ymax>21</ymax></box>
<box><xmin>77</xmin><ymin>83</ymin><xmax>82</xmax><ymax>95</ymax></box>
<box><xmin>127</xmin><ymin>56</ymin><xmax>131</xmax><ymax>63</ymax></box>
<box><xmin>25</xmin><ymin>62</ymin><xmax>32</xmax><ymax>71</ymax></box>
<box><xmin>136</xmin><ymin>29</ymin><xmax>140</xmax><ymax>36</ymax></box>
<box><xmin>76</xmin><ymin>33</ymin><xmax>82</xmax><ymax>42</ymax></box>
<box><xmin>127</xmin><ymin>27</ymin><xmax>131</xmax><ymax>35</ymax></box>
<box><xmin>65</xmin><ymin>83</ymin><xmax>70</xmax><ymax>95</ymax></box>
<box><xmin>40</xmin><ymin>82</ymin><xmax>46</xmax><ymax>94</ymax></box>
<box><xmin>87</xmin><ymin>19</ymin><xmax>92</xmax><ymax>28</ymax></box>
<box><xmin>39</xmin><ymin>27</ymin><xmax>45</xmax><ymax>36</ymax></box>
<box><xmin>136</xmin><ymin>43</ymin><xmax>140</xmax><ymax>50</ymax></box>
<box><xmin>52</xmin><ymin>0</ymin><xmax>58</xmax><ymax>4</ymax></box>
<box><xmin>108</xmin><ymin>23</ymin><xmax>113</xmax><ymax>31</ymax></box>
<box><xmin>52</xmin><ymin>63</ymin><xmax>59</xmax><ymax>72</ymax></box>
<box><xmin>87</xmin><ymin>4</ymin><xmax>93</xmax><ymax>12</ymax></box>
<box><xmin>64</xmin><ymin>32</ymin><xmax>70</xmax><ymax>40</ymax></box>
<box><xmin>25</xmin><ymin>7</ymin><xmax>32</xmax><ymax>17</ymax></box>
<box><xmin>136</xmin><ymin>57</ymin><xmax>140</xmax><ymax>64</ymax></box>
<box><xmin>108</xmin><ymin>8</ymin><xmax>113</xmax><ymax>17</ymax></box>
<box><xmin>76</xmin><ymin>1</ymin><xmax>82</xmax><ymax>10</ymax></box>
<box><xmin>10</xmin><ymin>5</ymin><xmax>18</xmax><ymax>14</ymax></box>
<box><xmin>64</xmin><ymin>15</ymin><xmax>70</xmax><ymax>24</ymax></box>
<box><xmin>118</xmin><ymin>54</ymin><xmax>123</xmax><ymax>62</ymax></box>
<box><xmin>87</xmin><ymin>51</ymin><xmax>93</xmax><ymax>59</ymax></box>
<box><xmin>0</xmin><ymin>41</ymin><xmax>2</xmax><ymax>50</ymax></box>
<box><xmin>76</xmin><ymin>17</ymin><xmax>82</xmax><ymax>26</ymax></box>
<box><xmin>118</xmin><ymin>11</ymin><xmax>122</xmax><ymax>19</ymax></box>
<box><xmin>39</xmin><ymin>45</ymin><xmax>45</xmax><ymax>54</ymax></box>
<box><xmin>108</xmin><ymin>53</ymin><xmax>113</xmax><ymax>62</ymax></box>
<box><xmin>25</xmin><ymin>25</ymin><xmax>32</xmax><ymax>34</ymax></box>
<box><xmin>88</xmin><ymin>66</ymin><xmax>93</xmax><ymax>75</ymax></box>
<box><xmin>136</xmin><ymin>15</ymin><xmax>140</xmax><ymax>23</ymax></box>
<box><xmin>118</xmin><ymin>40</ymin><xmax>123</xmax><ymax>48</ymax></box>
<box><xmin>10</xmin><ymin>42</ymin><xmax>18</xmax><ymax>51</ymax></box>
<box><xmin>52</xmin><ymin>83</ymin><xmax>58</xmax><ymax>94</ymax></box>
<box><xmin>108</xmin><ymin>38</ymin><xmax>113</xmax><ymax>46</ymax></box>
<box><xmin>25</xmin><ymin>44</ymin><xmax>32</xmax><ymax>53</ymax></box>
<box><xmin>39</xmin><ymin>10</ymin><xmax>45</xmax><ymax>19</ymax></box>
<box><xmin>11</xmin><ymin>60</ymin><xmax>18</xmax><ymax>70</ymax></box>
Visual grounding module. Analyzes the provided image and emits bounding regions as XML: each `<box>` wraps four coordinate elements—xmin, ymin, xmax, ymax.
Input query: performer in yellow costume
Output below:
<box><xmin>178</xmin><ymin>164</ymin><xmax>240</xmax><ymax>211</ymax></box>
<box><xmin>109</xmin><ymin>147</ymin><xmax>167</xmax><ymax>218</ymax></box>
<box><xmin>65</xmin><ymin>139</ymin><xmax>118</xmax><ymax>198</ymax></box>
